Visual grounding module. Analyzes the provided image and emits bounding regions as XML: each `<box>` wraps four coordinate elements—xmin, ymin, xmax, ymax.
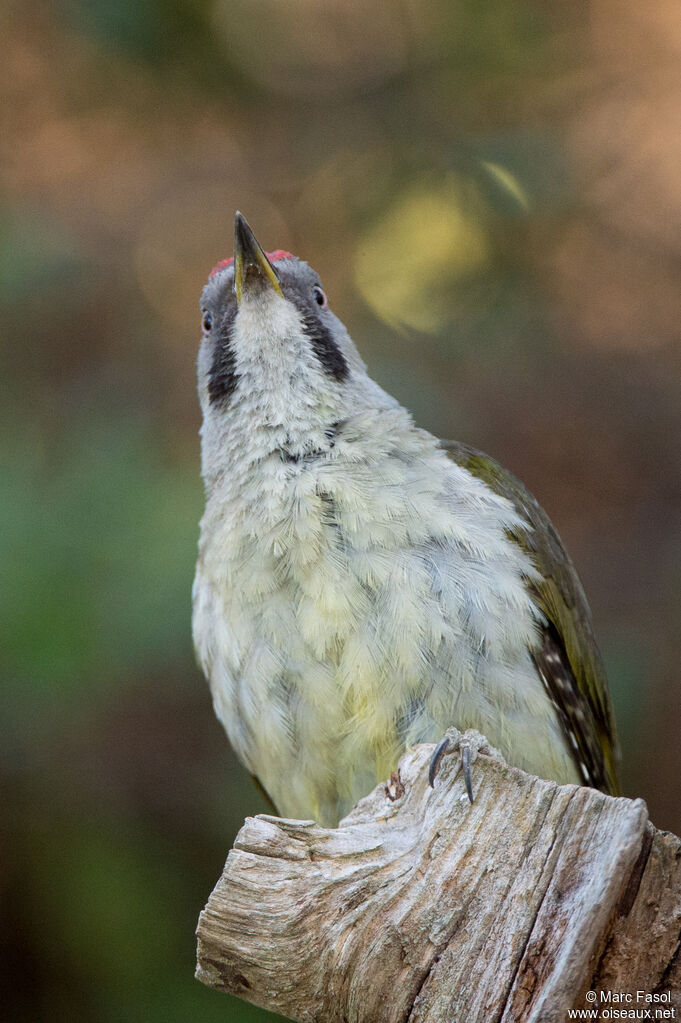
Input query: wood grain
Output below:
<box><xmin>196</xmin><ymin>730</ymin><xmax>681</xmax><ymax>1022</ymax></box>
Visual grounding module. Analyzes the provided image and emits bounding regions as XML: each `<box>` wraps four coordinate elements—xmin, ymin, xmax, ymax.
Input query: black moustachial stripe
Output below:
<box><xmin>208</xmin><ymin>308</ymin><xmax>238</xmax><ymax>405</ymax></box>
<box><xmin>297</xmin><ymin>307</ymin><xmax>349</xmax><ymax>382</ymax></box>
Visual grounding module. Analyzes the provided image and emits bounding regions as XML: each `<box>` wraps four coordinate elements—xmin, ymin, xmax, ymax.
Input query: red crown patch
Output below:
<box><xmin>209</xmin><ymin>250</ymin><xmax>295</xmax><ymax>279</ymax></box>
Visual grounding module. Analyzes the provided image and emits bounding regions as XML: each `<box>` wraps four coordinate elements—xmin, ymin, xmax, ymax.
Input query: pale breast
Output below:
<box><xmin>193</xmin><ymin>433</ymin><xmax>580</xmax><ymax>825</ymax></box>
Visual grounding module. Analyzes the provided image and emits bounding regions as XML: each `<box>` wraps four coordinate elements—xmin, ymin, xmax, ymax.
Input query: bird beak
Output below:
<box><xmin>233</xmin><ymin>211</ymin><xmax>283</xmax><ymax>304</ymax></box>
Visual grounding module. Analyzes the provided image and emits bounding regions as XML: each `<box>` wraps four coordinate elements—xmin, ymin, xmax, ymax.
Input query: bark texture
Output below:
<box><xmin>196</xmin><ymin>730</ymin><xmax>681</xmax><ymax>1022</ymax></box>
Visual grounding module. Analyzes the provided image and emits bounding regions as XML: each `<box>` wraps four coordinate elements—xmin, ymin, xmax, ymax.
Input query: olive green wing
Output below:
<box><xmin>442</xmin><ymin>440</ymin><xmax>620</xmax><ymax>795</ymax></box>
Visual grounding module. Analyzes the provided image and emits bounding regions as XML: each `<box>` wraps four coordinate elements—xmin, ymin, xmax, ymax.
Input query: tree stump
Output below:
<box><xmin>195</xmin><ymin>730</ymin><xmax>681</xmax><ymax>1022</ymax></box>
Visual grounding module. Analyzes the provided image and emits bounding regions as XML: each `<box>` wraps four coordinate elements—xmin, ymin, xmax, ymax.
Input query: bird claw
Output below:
<box><xmin>460</xmin><ymin>742</ymin><xmax>474</xmax><ymax>803</ymax></box>
<box><xmin>428</xmin><ymin>730</ymin><xmax>476</xmax><ymax>804</ymax></box>
<box><xmin>428</xmin><ymin>735</ymin><xmax>453</xmax><ymax>788</ymax></box>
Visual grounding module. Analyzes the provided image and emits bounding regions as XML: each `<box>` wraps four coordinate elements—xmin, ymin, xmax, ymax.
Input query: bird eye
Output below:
<box><xmin>202</xmin><ymin>311</ymin><xmax>213</xmax><ymax>333</ymax></box>
<box><xmin>313</xmin><ymin>285</ymin><xmax>327</xmax><ymax>308</ymax></box>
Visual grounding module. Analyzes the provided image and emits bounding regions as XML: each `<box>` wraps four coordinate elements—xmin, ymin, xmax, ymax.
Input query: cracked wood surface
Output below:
<box><xmin>195</xmin><ymin>730</ymin><xmax>681</xmax><ymax>1023</ymax></box>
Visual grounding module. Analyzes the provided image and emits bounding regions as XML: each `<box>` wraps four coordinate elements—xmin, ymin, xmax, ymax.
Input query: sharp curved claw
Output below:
<box><xmin>461</xmin><ymin>743</ymin><xmax>474</xmax><ymax>804</ymax></box>
<box><xmin>429</xmin><ymin>733</ymin><xmax>475</xmax><ymax>802</ymax></box>
<box><xmin>429</xmin><ymin>735</ymin><xmax>451</xmax><ymax>787</ymax></box>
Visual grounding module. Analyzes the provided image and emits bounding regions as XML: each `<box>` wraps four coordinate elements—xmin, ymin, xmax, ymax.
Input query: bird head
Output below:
<box><xmin>198</xmin><ymin>214</ymin><xmax>392</xmax><ymax>481</ymax></box>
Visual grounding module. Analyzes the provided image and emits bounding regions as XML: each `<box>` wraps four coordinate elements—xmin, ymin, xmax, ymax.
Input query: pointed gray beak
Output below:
<box><xmin>233</xmin><ymin>211</ymin><xmax>283</xmax><ymax>304</ymax></box>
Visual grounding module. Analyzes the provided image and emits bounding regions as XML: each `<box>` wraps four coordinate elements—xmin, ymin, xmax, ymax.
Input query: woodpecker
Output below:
<box><xmin>193</xmin><ymin>211</ymin><xmax>619</xmax><ymax>827</ymax></box>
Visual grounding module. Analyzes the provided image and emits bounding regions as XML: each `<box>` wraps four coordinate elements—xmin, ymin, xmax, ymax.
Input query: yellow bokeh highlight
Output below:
<box><xmin>354</xmin><ymin>178</ymin><xmax>490</xmax><ymax>332</ymax></box>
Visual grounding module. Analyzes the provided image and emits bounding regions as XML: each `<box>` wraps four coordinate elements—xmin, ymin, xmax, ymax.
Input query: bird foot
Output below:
<box><xmin>428</xmin><ymin>728</ymin><xmax>501</xmax><ymax>804</ymax></box>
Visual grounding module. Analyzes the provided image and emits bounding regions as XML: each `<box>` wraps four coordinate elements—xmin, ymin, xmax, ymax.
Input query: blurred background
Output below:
<box><xmin>3</xmin><ymin>0</ymin><xmax>681</xmax><ymax>1019</ymax></box>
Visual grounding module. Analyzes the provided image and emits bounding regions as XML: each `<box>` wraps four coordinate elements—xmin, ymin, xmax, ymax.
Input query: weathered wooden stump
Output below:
<box><xmin>196</xmin><ymin>730</ymin><xmax>681</xmax><ymax>1022</ymax></box>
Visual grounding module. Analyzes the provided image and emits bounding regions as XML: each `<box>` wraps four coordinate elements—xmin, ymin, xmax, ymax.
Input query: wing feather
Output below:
<box><xmin>442</xmin><ymin>440</ymin><xmax>620</xmax><ymax>794</ymax></box>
